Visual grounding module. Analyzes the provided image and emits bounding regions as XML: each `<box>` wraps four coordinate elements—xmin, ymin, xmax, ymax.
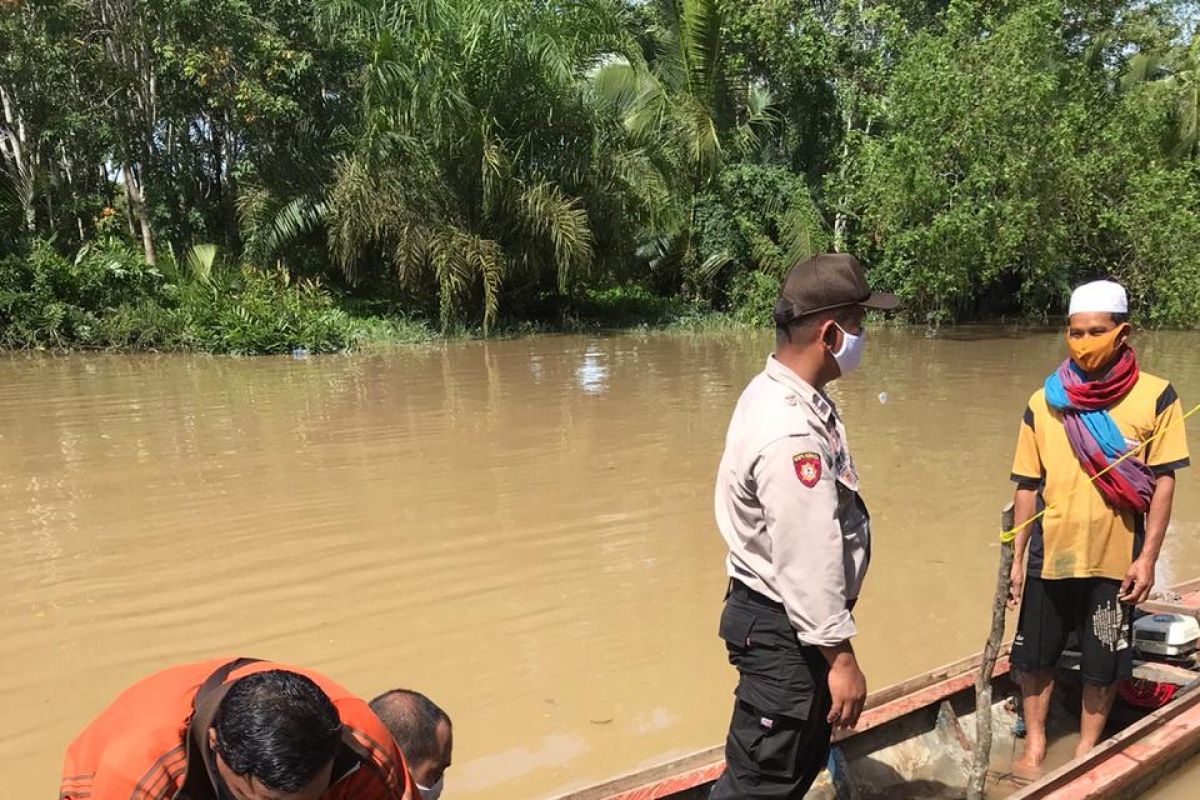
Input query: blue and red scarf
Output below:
<box><xmin>1043</xmin><ymin>347</ymin><xmax>1155</xmax><ymax>513</ymax></box>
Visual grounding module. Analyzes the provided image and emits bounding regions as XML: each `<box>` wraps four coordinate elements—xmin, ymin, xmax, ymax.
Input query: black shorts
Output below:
<box><xmin>1011</xmin><ymin>577</ymin><xmax>1134</xmax><ymax>685</ymax></box>
<box><xmin>709</xmin><ymin>582</ymin><xmax>833</xmax><ymax>800</ymax></box>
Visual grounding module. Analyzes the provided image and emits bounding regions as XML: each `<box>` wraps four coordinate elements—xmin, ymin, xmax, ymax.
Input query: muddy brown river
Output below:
<box><xmin>3</xmin><ymin>328</ymin><xmax>1198</xmax><ymax>799</ymax></box>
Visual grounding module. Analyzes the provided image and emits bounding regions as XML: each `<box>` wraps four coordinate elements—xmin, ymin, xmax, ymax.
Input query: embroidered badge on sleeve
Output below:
<box><xmin>793</xmin><ymin>452</ymin><xmax>822</xmax><ymax>487</ymax></box>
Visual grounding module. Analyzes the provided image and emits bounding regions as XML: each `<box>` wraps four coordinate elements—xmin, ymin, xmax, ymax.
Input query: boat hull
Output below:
<box><xmin>551</xmin><ymin>582</ymin><xmax>1200</xmax><ymax>800</ymax></box>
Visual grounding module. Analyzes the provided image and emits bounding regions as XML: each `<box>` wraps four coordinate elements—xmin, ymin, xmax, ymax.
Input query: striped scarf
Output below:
<box><xmin>1043</xmin><ymin>347</ymin><xmax>1155</xmax><ymax>513</ymax></box>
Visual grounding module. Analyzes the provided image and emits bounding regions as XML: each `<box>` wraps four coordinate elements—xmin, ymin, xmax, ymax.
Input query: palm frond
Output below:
<box><xmin>460</xmin><ymin>233</ymin><xmax>504</xmax><ymax>332</ymax></box>
<box><xmin>1083</xmin><ymin>30</ymin><xmax>1115</xmax><ymax>73</ymax></box>
<box><xmin>746</xmin><ymin>84</ymin><xmax>777</xmax><ymax>124</ymax></box>
<box><xmin>1166</xmin><ymin>73</ymin><xmax>1199</xmax><ymax>158</ymax></box>
<box><xmin>184</xmin><ymin>243</ymin><xmax>219</xmax><ymax>287</ymax></box>
<box><xmin>695</xmin><ymin>250</ymin><xmax>732</xmax><ymax>282</ymax></box>
<box><xmin>678</xmin><ymin>0</ymin><xmax>723</xmax><ymax>106</ymax></box>
<box><xmin>1120</xmin><ymin>53</ymin><xmax>1169</xmax><ymax>92</ymax></box>
<box><xmin>593</xmin><ymin>61</ymin><xmax>643</xmax><ymax>116</ymax></box>
<box><xmin>778</xmin><ymin>208</ymin><xmax>816</xmax><ymax>273</ymax></box>
<box><xmin>238</xmin><ymin>187</ymin><xmax>329</xmax><ymax>264</ymax></box>
<box><xmin>623</xmin><ymin>72</ymin><xmax>673</xmax><ymax>143</ymax></box>
<box><xmin>519</xmin><ymin>181</ymin><xmax>594</xmax><ymax>291</ymax></box>
<box><xmin>682</xmin><ymin>96</ymin><xmax>722</xmax><ymax>182</ymax></box>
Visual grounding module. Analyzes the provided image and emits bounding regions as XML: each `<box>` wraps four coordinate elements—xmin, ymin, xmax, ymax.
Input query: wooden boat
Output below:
<box><xmin>553</xmin><ymin>580</ymin><xmax>1200</xmax><ymax>800</ymax></box>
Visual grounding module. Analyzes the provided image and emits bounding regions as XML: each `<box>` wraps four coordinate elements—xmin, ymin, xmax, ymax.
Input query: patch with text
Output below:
<box><xmin>793</xmin><ymin>452</ymin><xmax>822</xmax><ymax>488</ymax></box>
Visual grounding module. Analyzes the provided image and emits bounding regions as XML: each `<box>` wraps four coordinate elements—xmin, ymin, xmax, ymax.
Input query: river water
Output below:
<box><xmin>2</xmin><ymin>327</ymin><xmax>1199</xmax><ymax>799</ymax></box>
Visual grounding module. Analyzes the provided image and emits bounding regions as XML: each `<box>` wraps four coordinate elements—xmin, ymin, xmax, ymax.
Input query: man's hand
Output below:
<box><xmin>1119</xmin><ymin>557</ymin><xmax>1156</xmax><ymax>604</ymax></box>
<box><xmin>1007</xmin><ymin>561</ymin><xmax>1025</xmax><ymax>610</ymax></box>
<box><xmin>824</xmin><ymin>649</ymin><xmax>867</xmax><ymax>730</ymax></box>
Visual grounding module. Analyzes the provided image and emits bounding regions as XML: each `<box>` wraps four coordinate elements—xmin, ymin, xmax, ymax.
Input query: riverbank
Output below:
<box><xmin>4</xmin><ymin>240</ymin><xmax>1192</xmax><ymax>356</ymax></box>
<box><xmin>0</xmin><ymin>242</ymin><xmax>753</xmax><ymax>355</ymax></box>
<box><xmin>0</xmin><ymin>286</ymin><xmax>751</xmax><ymax>356</ymax></box>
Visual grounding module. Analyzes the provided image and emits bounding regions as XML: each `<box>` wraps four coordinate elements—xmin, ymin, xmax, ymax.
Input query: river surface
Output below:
<box><xmin>3</xmin><ymin>327</ymin><xmax>1199</xmax><ymax>800</ymax></box>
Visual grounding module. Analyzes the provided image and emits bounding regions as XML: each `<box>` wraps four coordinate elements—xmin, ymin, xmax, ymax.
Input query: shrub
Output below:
<box><xmin>0</xmin><ymin>239</ymin><xmax>432</xmax><ymax>353</ymax></box>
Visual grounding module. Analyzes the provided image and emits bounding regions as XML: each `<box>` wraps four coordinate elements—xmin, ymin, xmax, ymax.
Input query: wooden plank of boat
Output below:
<box><xmin>1006</xmin><ymin>679</ymin><xmax>1200</xmax><ymax>800</ymax></box>
<box><xmin>548</xmin><ymin>648</ymin><xmax>1010</xmax><ymax>800</ymax></box>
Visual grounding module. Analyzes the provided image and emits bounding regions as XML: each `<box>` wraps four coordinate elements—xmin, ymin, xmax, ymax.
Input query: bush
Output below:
<box><xmin>693</xmin><ymin>163</ymin><xmax>829</xmax><ymax>307</ymax></box>
<box><xmin>1114</xmin><ymin>162</ymin><xmax>1200</xmax><ymax>327</ymax></box>
<box><xmin>0</xmin><ymin>239</ymin><xmax>432</xmax><ymax>353</ymax></box>
<box><xmin>0</xmin><ymin>239</ymin><xmax>163</xmax><ymax>348</ymax></box>
<box><xmin>727</xmin><ymin>270</ymin><xmax>779</xmax><ymax>326</ymax></box>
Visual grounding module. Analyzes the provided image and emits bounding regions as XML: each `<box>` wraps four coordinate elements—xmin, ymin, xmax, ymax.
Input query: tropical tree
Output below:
<box><xmin>1122</xmin><ymin>35</ymin><xmax>1200</xmax><ymax>159</ymax></box>
<box><xmin>289</xmin><ymin>0</ymin><xmax>660</xmax><ymax>330</ymax></box>
<box><xmin>594</xmin><ymin>0</ymin><xmax>803</xmax><ymax>297</ymax></box>
<box><xmin>1</xmin><ymin>0</ymin><xmax>103</xmax><ymax>246</ymax></box>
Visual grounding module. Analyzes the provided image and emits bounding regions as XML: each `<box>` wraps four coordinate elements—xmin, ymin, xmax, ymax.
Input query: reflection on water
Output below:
<box><xmin>575</xmin><ymin>346</ymin><xmax>609</xmax><ymax>395</ymax></box>
<box><xmin>1</xmin><ymin>328</ymin><xmax>1198</xmax><ymax>799</ymax></box>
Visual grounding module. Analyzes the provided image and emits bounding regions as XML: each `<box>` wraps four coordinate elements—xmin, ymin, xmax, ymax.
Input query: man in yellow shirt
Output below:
<box><xmin>1006</xmin><ymin>279</ymin><xmax>1190</xmax><ymax>773</ymax></box>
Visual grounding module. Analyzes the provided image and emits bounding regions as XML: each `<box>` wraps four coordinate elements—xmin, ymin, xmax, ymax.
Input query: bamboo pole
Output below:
<box><xmin>967</xmin><ymin>502</ymin><xmax>1017</xmax><ymax>800</ymax></box>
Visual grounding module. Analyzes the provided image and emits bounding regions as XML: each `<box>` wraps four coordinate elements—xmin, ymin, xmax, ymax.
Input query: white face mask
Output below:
<box><xmin>417</xmin><ymin>776</ymin><xmax>444</xmax><ymax>800</ymax></box>
<box><xmin>831</xmin><ymin>323</ymin><xmax>866</xmax><ymax>377</ymax></box>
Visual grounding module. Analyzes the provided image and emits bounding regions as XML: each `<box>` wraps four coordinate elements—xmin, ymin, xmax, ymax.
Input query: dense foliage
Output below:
<box><xmin>2</xmin><ymin>0</ymin><xmax>1198</xmax><ymax>350</ymax></box>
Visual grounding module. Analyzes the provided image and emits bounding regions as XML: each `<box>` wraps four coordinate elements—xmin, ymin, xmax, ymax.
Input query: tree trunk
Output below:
<box><xmin>121</xmin><ymin>164</ymin><xmax>138</xmax><ymax>240</ymax></box>
<box><xmin>219</xmin><ymin>121</ymin><xmax>241</xmax><ymax>252</ymax></box>
<box><xmin>123</xmin><ymin>161</ymin><xmax>157</xmax><ymax>265</ymax></box>
<box><xmin>832</xmin><ymin>104</ymin><xmax>853</xmax><ymax>253</ymax></box>
<box><xmin>0</xmin><ymin>82</ymin><xmax>37</xmax><ymax>234</ymax></box>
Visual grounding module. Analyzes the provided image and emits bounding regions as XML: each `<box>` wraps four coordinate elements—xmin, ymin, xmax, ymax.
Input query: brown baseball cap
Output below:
<box><xmin>773</xmin><ymin>253</ymin><xmax>900</xmax><ymax>324</ymax></box>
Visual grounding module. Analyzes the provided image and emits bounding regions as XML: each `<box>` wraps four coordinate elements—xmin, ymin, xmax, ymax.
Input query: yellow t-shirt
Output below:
<box><xmin>1010</xmin><ymin>371</ymin><xmax>1190</xmax><ymax>581</ymax></box>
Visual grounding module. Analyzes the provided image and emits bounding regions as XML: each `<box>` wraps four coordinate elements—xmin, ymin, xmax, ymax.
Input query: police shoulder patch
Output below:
<box><xmin>793</xmin><ymin>452</ymin><xmax>822</xmax><ymax>487</ymax></box>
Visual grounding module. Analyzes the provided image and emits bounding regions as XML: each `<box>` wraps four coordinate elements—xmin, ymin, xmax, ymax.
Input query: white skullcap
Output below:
<box><xmin>1068</xmin><ymin>280</ymin><xmax>1128</xmax><ymax>317</ymax></box>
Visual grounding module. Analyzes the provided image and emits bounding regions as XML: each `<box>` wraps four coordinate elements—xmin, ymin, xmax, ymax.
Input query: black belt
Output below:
<box><xmin>728</xmin><ymin>579</ymin><xmax>787</xmax><ymax>613</ymax></box>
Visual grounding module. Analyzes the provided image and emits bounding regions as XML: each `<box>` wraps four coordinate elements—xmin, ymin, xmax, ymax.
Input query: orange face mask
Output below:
<box><xmin>1066</xmin><ymin>324</ymin><xmax>1129</xmax><ymax>373</ymax></box>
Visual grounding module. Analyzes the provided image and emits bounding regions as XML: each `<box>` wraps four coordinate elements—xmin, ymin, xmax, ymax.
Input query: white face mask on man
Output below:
<box><xmin>831</xmin><ymin>322</ymin><xmax>866</xmax><ymax>376</ymax></box>
<box><xmin>416</xmin><ymin>776</ymin><xmax>444</xmax><ymax>800</ymax></box>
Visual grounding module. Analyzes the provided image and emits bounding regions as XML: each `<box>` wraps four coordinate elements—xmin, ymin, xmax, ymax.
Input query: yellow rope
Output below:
<box><xmin>999</xmin><ymin>402</ymin><xmax>1200</xmax><ymax>544</ymax></box>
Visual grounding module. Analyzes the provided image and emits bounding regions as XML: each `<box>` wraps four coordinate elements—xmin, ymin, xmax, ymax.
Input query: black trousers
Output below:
<box><xmin>1012</xmin><ymin>577</ymin><xmax>1134</xmax><ymax>685</ymax></box>
<box><xmin>710</xmin><ymin>582</ymin><xmax>833</xmax><ymax>800</ymax></box>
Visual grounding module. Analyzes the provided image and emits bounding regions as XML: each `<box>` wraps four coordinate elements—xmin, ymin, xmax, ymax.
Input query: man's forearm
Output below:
<box><xmin>1140</xmin><ymin>474</ymin><xmax>1176</xmax><ymax>563</ymax></box>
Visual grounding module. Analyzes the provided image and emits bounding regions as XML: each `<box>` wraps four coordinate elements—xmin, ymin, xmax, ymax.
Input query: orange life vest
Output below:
<box><xmin>60</xmin><ymin>657</ymin><xmax>414</xmax><ymax>800</ymax></box>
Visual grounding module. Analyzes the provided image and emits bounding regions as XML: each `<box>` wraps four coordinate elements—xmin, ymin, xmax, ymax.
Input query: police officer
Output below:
<box><xmin>710</xmin><ymin>253</ymin><xmax>898</xmax><ymax>799</ymax></box>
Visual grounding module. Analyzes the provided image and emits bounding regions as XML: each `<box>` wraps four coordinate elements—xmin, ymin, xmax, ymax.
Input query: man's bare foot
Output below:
<box><xmin>1012</xmin><ymin>745</ymin><xmax>1046</xmax><ymax>780</ymax></box>
<box><xmin>1074</xmin><ymin>740</ymin><xmax>1097</xmax><ymax>760</ymax></box>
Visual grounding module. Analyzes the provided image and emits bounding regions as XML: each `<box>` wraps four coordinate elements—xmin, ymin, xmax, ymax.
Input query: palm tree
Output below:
<box><xmin>594</xmin><ymin>0</ymin><xmax>730</xmax><ymax>189</ymax></box>
<box><xmin>593</xmin><ymin>0</ymin><xmax>782</xmax><ymax>295</ymax></box>
<box><xmin>1122</xmin><ymin>36</ymin><xmax>1200</xmax><ymax>160</ymax></box>
<box><xmin>248</xmin><ymin>0</ymin><xmax>654</xmax><ymax>332</ymax></box>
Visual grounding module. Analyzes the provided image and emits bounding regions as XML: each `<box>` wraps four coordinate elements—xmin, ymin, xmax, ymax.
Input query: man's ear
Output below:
<box><xmin>208</xmin><ymin>727</ymin><xmax>219</xmax><ymax>752</ymax></box>
<box><xmin>820</xmin><ymin>319</ymin><xmax>838</xmax><ymax>348</ymax></box>
<box><xmin>1116</xmin><ymin>322</ymin><xmax>1132</xmax><ymax>347</ymax></box>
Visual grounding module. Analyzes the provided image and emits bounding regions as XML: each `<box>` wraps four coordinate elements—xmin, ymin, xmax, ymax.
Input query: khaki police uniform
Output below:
<box><xmin>709</xmin><ymin>355</ymin><xmax>871</xmax><ymax>799</ymax></box>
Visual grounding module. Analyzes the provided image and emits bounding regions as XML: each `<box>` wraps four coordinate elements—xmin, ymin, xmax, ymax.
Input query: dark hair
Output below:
<box><xmin>369</xmin><ymin>689</ymin><xmax>450</xmax><ymax>766</ymax></box>
<box><xmin>1111</xmin><ymin>312</ymin><xmax>1129</xmax><ymax>325</ymax></box>
<box><xmin>213</xmin><ymin>670</ymin><xmax>343</xmax><ymax>791</ymax></box>
<box><xmin>775</xmin><ymin>305</ymin><xmax>861</xmax><ymax>348</ymax></box>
